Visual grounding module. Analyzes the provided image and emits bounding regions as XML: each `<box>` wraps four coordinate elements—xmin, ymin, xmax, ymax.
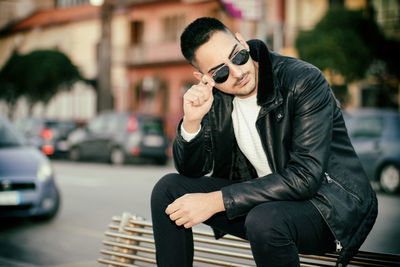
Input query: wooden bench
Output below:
<box><xmin>98</xmin><ymin>212</ymin><xmax>400</xmax><ymax>267</ymax></box>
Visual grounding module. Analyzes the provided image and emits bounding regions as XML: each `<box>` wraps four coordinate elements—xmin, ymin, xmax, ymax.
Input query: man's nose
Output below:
<box><xmin>229</xmin><ymin>63</ymin><xmax>243</xmax><ymax>78</ymax></box>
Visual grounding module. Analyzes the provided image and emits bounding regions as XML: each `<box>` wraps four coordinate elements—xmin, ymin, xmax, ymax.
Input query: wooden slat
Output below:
<box><xmin>103</xmin><ymin>240</ymin><xmax>155</xmax><ymax>254</ymax></box>
<box><xmin>105</xmin><ymin>231</ymin><xmax>155</xmax><ymax>244</ymax></box>
<box><xmin>299</xmin><ymin>254</ymin><xmax>338</xmax><ymax>263</ymax></box>
<box><xmin>108</xmin><ymin>224</ymin><xmax>119</xmax><ymax>231</ymax></box>
<box><xmin>300</xmin><ymin>264</ymin><xmax>333</xmax><ymax>267</ymax></box>
<box><xmin>112</xmin><ymin>216</ymin><xmax>122</xmax><ymax>223</ymax></box>
<box><xmin>192</xmin><ymin>255</ymin><xmax>252</xmax><ymax>267</ymax></box>
<box><xmin>194</xmin><ymin>246</ymin><xmax>253</xmax><ymax>260</ymax></box>
<box><xmin>123</xmin><ymin>226</ymin><xmax>155</xmax><ymax>236</ymax></box>
<box><xmin>193</xmin><ymin>236</ymin><xmax>251</xmax><ymax>250</ymax></box>
<box><xmin>101</xmin><ymin>249</ymin><xmax>157</xmax><ymax>264</ymax></box>
<box><xmin>97</xmin><ymin>258</ymin><xmax>139</xmax><ymax>267</ymax></box>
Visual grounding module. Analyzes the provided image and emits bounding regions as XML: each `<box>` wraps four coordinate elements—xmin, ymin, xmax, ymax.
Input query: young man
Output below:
<box><xmin>151</xmin><ymin>17</ymin><xmax>377</xmax><ymax>267</ymax></box>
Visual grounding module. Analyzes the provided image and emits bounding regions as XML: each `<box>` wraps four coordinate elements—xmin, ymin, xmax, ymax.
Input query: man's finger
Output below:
<box><xmin>175</xmin><ymin>217</ymin><xmax>189</xmax><ymax>227</ymax></box>
<box><xmin>201</xmin><ymin>75</ymin><xmax>215</xmax><ymax>89</ymax></box>
<box><xmin>184</xmin><ymin>222</ymin><xmax>194</xmax><ymax>229</ymax></box>
<box><xmin>169</xmin><ymin>208</ymin><xmax>187</xmax><ymax>221</ymax></box>
<box><xmin>191</xmin><ymin>89</ymin><xmax>207</xmax><ymax>103</ymax></box>
<box><xmin>165</xmin><ymin>203</ymin><xmax>179</xmax><ymax>215</ymax></box>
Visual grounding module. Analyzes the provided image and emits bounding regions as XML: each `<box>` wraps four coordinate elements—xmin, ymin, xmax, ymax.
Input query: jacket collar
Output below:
<box><xmin>247</xmin><ymin>39</ymin><xmax>277</xmax><ymax>107</ymax></box>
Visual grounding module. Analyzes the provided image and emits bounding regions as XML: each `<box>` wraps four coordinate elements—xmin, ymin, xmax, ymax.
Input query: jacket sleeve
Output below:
<box><xmin>172</xmin><ymin>118</ymin><xmax>213</xmax><ymax>178</ymax></box>
<box><xmin>221</xmin><ymin>66</ymin><xmax>334</xmax><ymax>219</ymax></box>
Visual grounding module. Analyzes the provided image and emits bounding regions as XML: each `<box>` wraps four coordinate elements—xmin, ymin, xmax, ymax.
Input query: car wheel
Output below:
<box><xmin>110</xmin><ymin>147</ymin><xmax>125</xmax><ymax>165</ymax></box>
<box><xmin>69</xmin><ymin>147</ymin><xmax>81</xmax><ymax>161</ymax></box>
<box><xmin>379</xmin><ymin>164</ymin><xmax>400</xmax><ymax>194</ymax></box>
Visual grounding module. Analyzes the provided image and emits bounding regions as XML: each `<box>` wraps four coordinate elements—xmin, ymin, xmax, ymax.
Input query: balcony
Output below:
<box><xmin>127</xmin><ymin>40</ymin><xmax>185</xmax><ymax>67</ymax></box>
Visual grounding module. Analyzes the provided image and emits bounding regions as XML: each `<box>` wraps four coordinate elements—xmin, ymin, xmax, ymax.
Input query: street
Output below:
<box><xmin>0</xmin><ymin>160</ymin><xmax>399</xmax><ymax>267</ymax></box>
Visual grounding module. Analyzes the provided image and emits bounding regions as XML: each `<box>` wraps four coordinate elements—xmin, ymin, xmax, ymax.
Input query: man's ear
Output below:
<box><xmin>193</xmin><ymin>71</ymin><xmax>203</xmax><ymax>82</ymax></box>
<box><xmin>235</xmin><ymin>32</ymin><xmax>249</xmax><ymax>51</ymax></box>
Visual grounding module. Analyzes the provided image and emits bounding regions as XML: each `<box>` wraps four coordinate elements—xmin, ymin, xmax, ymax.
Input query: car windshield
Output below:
<box><xmin>350</xmin><ymin>115</ymin><xmax>383</xmax><ymax>138</ymax></box>
<box><xmin>0</xmin><ymin>117</ymin><xmax>26</xmax><ymax>147</ymax></box>
<box><xmin>47</xmin><ymin>120</ymin><xmax>76</xmax><ymax>135</ymax></box>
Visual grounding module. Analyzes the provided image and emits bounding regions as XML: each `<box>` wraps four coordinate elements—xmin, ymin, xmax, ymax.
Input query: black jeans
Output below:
<box><xmin>151</xmin><ymin>173</ymin><xmax>335</xmax><ymax>267</ymax></box>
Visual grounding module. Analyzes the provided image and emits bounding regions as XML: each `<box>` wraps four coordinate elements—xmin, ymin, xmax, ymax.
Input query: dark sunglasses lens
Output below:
<box><xmin>232</xmin><ymin>49</ymin><xmax>249</xmax><ymax>65</ymax></box>
<box><xmin>213</xmin><ymin>65</ymin><xmax>229</xmax><ymax>83</ymax></box>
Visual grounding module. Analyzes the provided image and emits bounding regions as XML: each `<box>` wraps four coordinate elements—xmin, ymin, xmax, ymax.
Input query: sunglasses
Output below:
<box><xmin>212</xmin><ymin>49</ymin><xmax>250</xmax><ymax>84</ymax></box>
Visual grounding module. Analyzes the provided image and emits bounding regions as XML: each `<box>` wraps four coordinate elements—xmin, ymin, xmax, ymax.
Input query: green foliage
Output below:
<box><xmin>0</xmin><ymin>49</ymin><xmax>83</xmax><ymax>108</ymax></box>
<box><xmin>295</xmin><ymin>7</ymin><xmax>387</xmax><ymax>83</ymax></box>
<box><xmin>0</xmin><ymin>53</ymin><xmax>26</xmax><ymax>106</ymax></box>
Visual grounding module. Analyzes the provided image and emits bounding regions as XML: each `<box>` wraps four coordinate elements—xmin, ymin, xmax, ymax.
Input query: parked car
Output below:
<box><xmin>344</xmin><ymin>109</ymin><xmax>400</xmax><ymax>194</ymax></box>
<box><xmin>14</xmin><ymin>117</ymin><xmax>77</xmax><ymax>158</ymax></box>
<box><xmin>0</xmin><ymin>116</ymin><xmax>60</xmax><ymax>220</ymax></box>
<box><xmin>68</xmin><ymin>111</ymin><xmax>170</xmax><ymax>165</ymax></box>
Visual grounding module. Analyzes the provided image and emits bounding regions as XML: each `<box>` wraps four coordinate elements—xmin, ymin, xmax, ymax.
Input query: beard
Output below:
<box><xmin>233</xmin><ymin>72</ymin><xmax>257</xmax><ymax>98</ymax></box>
<box><xmin>234</xmin><ymin>84</ymin><xmax>257</xmax><ymax>97</ymax></box>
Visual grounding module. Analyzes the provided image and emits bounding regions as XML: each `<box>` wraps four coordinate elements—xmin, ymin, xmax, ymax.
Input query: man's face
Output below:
<box><xmin>194</xmin><ymin>31</ymin><xmax>258</xmax><ymax>98</ymax></box>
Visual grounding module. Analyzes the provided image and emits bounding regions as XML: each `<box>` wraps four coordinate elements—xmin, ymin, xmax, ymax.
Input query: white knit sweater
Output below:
<box><xmin>181</xmin><ymin>93</ymin><xmax>272</xmax><ymax>177</ymax></box>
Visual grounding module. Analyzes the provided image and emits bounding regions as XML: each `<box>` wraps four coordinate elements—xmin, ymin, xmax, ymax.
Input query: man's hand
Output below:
<box><xmin>182</xmin><ymin>73</ymin><xmax>215</xmax><ymax>133</ymax></box>
<box><xmin>165</xmin><ymin>191</ymin><xmax>225</xmax><ymax>229</ymax></box>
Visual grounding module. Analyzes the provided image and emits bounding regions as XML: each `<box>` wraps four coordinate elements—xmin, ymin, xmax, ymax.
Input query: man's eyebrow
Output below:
<box><xmin>208</xmin><ymin>63</ymin><xmax>224</xmax><ymax>74</ymax></box>
<box><xmin>228</xmin><ymin>44</ymin><xmax>238</xmax><ymax>59</ymax></box>
<box><xmin>207</xmin><ymin>44</ymin><xmax>238</xmax><ymax>73</ymax></box>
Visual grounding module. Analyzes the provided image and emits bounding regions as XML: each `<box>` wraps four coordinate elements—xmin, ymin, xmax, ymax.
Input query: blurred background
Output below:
<box><xmin>0</xmin><ymin>0</ymin><xmax>399</xmax><ymax>136</ymax></box>
<box><xmin>0</xmin><ymin>0</ymin><xmax>399</xmax><ymax>266</ymax></box>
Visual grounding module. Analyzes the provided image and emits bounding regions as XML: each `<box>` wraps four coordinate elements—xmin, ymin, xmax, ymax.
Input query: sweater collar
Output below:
<box><xmin>247</xmin><ymin>39</ymin><xmax>277</xmax><ymax>107</ymax></box>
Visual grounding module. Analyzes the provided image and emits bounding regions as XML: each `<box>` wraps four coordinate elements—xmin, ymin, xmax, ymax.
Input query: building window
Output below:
<box><xmin>163</xmin><ymin>15</ymin><xmax>185</xmax><ymax>42</ymax></box>
<box><xmin>130</xmin><ymin>21</ymin><xmax>144</xmax><ymax>45</ymax></box>
<box><xmin>133</xmin><ymin>77</ymin><xmax>168</xmax><ymax>115</ymax></box>
<box><xmin>56</xmin><ymin>0</ymin><xmax>90</xmax><ymax>8</ymax></box>
<box><xmin>373</xmin><ymin>0</ymin><xmax>400</xmax><ymax>39</ymax></box>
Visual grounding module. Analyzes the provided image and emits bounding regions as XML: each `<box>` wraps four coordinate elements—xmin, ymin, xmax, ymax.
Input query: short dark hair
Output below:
<box><xmin>180</xmin><ymin>17</ymin><xmax>230</xmax><ymax>64</ymax></box>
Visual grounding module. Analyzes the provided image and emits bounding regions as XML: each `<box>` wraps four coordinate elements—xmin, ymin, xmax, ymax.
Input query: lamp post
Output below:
<box><xmin>91</xmin><ymin>0</ymin><xmax>114</xmax><ymax>112</ymax></box>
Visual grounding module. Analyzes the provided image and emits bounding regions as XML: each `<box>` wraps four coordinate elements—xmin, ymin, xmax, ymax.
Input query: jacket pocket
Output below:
<box><xmin>324</xmin><ymin>172</ymin><xmax>362</xmax><ymax>203</ymax></box>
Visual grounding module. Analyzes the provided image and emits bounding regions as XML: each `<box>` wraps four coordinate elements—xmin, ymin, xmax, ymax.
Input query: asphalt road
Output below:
<box><xmin>0</xmin><ymin>160</ymin><xmax>399</xmax><ymax>266</ymax></box>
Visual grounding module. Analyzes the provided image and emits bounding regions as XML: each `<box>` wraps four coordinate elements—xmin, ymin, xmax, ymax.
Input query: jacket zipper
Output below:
<box><xmin>324</xmin><ymin>172</ymin><xmax>362</xmax><ymax>203</ymax></box>
<box><xmin>312</xmin><ymin>171</ymin><xmax>358</xmax><ymax>254</ymax></box>
<box><xmin>324</xmin><ymin>173</ymin><xmax>362</xmax><ymax>252</ymax></box>
<box><xmin>310</xmin><ymin>200</ymin><xmax>343</xmax><ymax>253</ymax></box>
<box><xmin>335</xmin><ymin>240</ymin><xmax>343</xmax><ymax>253</ymax></box>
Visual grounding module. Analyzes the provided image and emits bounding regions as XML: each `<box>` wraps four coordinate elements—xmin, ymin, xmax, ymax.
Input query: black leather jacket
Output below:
<box><xmin>173</xmin><ymin>40</ymin><xmax>377</xmax><ymax>266</ymax></box>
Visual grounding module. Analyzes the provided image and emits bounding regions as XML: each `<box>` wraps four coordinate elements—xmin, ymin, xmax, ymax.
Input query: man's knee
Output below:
<box><xmin>151</xmin><ymin>173</ymin><xmax>179</xmax><ymax>200</ymax></box>
<box><xmin>152</xmin><ymin>173</ymin><xmax>181</xmax><ymax>193</ymax></box>
<box><xmin>244</xmin><ymin>202</ymin><xmax>291</xmax><ymax>245</ymax></box>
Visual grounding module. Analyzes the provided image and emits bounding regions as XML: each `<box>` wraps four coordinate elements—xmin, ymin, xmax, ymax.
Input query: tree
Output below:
<box><xmin>296</xmin><ymin>7</ymin><xmax>386</xmax><ymax>83</ymax></box>
<box><xmin>23</xmin><ymin>50</ymin><xmax>83</xmax><ymax>106</ymax></box>
<box><xmin>296</xmin><ymin>7</ymin><xmax>400</xmax><ymax>109</ymax></box>
<box><xmin>0</xmin><ymin>49</ymin><xmax>84</xmax><ymax>117</ymax></box>
<box><xmin>0</xmin><ymin>53</ymin><xmax>27</xmax><ymax>118</ymax></box>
